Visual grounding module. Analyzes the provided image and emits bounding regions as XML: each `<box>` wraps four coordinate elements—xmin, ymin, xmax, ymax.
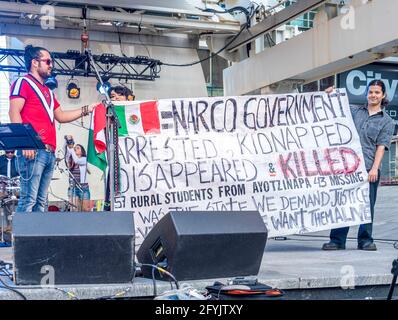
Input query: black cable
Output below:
<box><xmin>160</xmin><ymin>23</ymin><xmax>247</xmax><ymax>67</ymax></box>
<box><xmin>151</xmin><ymin>266</ymin><xmax>157</xmax><ymax>297</ymax></box>
<box><xmin>116</xmin><ymin>27</ymin><xmax>128</xmax><ymax>82</ymax></box>
<box><xmin>289</xmin><ymin>234</ymin><xmax>398</xmax><ymax>243</ymax></box>
<box><xmin>201</xmin><ymin>6</ymin><xmax>252</xmax><ymax>27</ymax></box>
<box><xmin>137</xmin><ymin>14</ymin><xmax>152</xmax><ymax>58</ymax></box>
<box><xmin>282</xmin><ymin>238</ymin><xmax>398</xmax><ymax>245</ymax></box>
<box><xmin>271</xmin><ymin>235</ymin><xmax>398</xmax><ymax>248</ymax></box>
<box><xmin>0</xmin><ymin>276</ymin><xmax>27</xmax><ymax>300</ymax></box>
<box><xmin>157</xmin><ymin>268</ymin><xmax>179</xmax><ymax>290</ymax></box>
<box><xmin>160</xmin><ymin>4</ymin><xmax>257</xmax><ymax>68</ymax></box>
<box><xmin>0</xmin><ymin>274</ymin><xmax>78</xmax><ymax>300</ymax></box>
<box><xmin>139</xmin><ymin>263</ymin><xmax>179</xmax><ymax>293</ymax></box>
<box><xmin>116</xmin><ymin>27</ymin><xmax>128</xmax><ymax>58</ymax></box>
<box><xmin>0</xmin><ymin>264</ymin><xmax>79</xmax><ymax>300</ymax></box>
<box><xmin>92</xmin><ymin>265</ymin><xmax>139</xmax><ymax>300</ymax></box>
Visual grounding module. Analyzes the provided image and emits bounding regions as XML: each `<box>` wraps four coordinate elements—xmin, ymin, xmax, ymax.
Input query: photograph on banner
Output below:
<box><xmin>110</xmin><ymin>89</ymin><xmax>370</xmax><ymax>247</ymax></box>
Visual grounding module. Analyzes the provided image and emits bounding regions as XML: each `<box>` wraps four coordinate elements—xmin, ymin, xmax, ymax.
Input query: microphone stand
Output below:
<box><xmin>0</xmin><ymin>201</ymin><xmax>7</xmax><ymax>244</ymax></box>
<box><xmin>0</xmin><ymin>180</ymin><xmax>11</xmax><ymax>245</ymax></box>
<box><xmin>86</xmin><ymin>49</ymin><xmax>121</xmax><ymax>211</ymax></box>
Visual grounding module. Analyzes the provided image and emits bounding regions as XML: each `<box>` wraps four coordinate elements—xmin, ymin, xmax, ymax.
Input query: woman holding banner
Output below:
<box><xmin>109</xmin><ymin>86</ymin><xmax>134</xmax><ymax>102</ymax></box>
<box><xmin>322</xmin><ymin>80</ymin><xmax>395</xmax><ymax>251</ymax></box>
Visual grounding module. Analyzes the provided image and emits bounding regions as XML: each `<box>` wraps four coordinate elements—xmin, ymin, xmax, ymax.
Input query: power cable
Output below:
<box><xmin>159</xmin><ymin>4</ymin><xmax>257</xmax><ymax>68</ymax></box>
<box><xmin>116</xmin><ymin>26</ymin><xmax>127</xmax><ymax>58</ymax></box>
<box><xmin>92</xmin><ymin>266</ymin><xmax>137</xmax><ymax>300</ymax></box>
<box><xmin>0</xmin><ymin>262</ymin><xmax>27</xmax><ymax>300</ymax></box>
<box><xmin>151</xmin><ymin>266</ymin><xmax>157</xmax><ymax>297</ymax></box>
<box><xmin>201</xmin><ymin>6</ymin><xmax>252</xmax><ymax>27</ymax></box>
<box><xmin>0</xmin><ymin>276</ymin><xmax>27</xmax><ymax>300</ymax></box>
<box><xmin>137</xmin><ymin>263</ymin><xmax>179</xmax><ymax>298</ymax></box>
<box><xmin>160</xmin><ymin>23</ymin><xmax>247</xmax><ymax>67</ymax></box>
<box><xmin>137</xmin><ymin>14</ymin><xmax>152</xmax><ymax>59</ymax></box>
<box><xmin>290</xmin><ymin>234</ymin><xmax>398</xmax><ymax>243</ymax></box>
<box><xmin>0</xmin><ymin>261</ymin><xmax>79</xmax><ymax>300</ymax></box>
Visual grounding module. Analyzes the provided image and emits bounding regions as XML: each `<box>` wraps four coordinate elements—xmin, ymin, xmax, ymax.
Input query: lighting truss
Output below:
<box><xmin>0</xmin><ymin>48</ymin><xmax>161</xmax><ymax>81</ymax></box>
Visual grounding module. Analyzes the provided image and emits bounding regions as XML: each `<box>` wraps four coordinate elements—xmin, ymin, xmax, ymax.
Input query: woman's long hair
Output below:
<box><xmin>68</xmin><ymin>144</ymin><xmax>89</xmax><ymax>174</ymax></box>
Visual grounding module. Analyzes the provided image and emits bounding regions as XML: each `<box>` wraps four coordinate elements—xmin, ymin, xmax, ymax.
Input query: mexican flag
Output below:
<box><xmin>113</xmin><ymin>100</ymin><xmax>160</xmax><ymax>136</ymax></box>
<box><xmin>87</xmin><ymin>103</ymin><xmax>107</xmax><ymax>171</ymax></box>
<box><xmin>87</xmin><ymin>101</ymin><xmax>160</xmax><ymax>171</ymax></box>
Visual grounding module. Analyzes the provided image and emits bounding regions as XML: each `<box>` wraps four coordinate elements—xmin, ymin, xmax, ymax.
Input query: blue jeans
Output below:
<box><xmin>68</xmin><ymin>183</ymin><xmax>91</xmax><ymax>200</ymax></box>
<box><xmin>15</xmin><ymin>150</ymin><xmax>55</xmax><ymax>212</ymax></box>
<box><xmin>329</xmin><ymin>170</ymin><xmax>380</xmax><ymax>246</ymax></box>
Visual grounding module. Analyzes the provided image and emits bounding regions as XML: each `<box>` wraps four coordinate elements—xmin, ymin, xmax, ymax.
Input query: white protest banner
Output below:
<box><xmin>113</xmin><ymin>90</ymin><xmax>370</xmax><ymax>247</ymax></box>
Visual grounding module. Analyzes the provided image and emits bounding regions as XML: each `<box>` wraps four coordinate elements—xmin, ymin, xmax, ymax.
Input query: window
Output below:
<box><xmin>285</xmin><ymin>1</ymin><xmax>317</xmax><ymax>31</ymax></box>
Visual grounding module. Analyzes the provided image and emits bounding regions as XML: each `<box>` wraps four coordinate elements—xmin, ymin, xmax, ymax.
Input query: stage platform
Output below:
<box><xmin>1</xmin><ymin>186</ymin><xmax>397</xmax><ymax>300</ymax></box>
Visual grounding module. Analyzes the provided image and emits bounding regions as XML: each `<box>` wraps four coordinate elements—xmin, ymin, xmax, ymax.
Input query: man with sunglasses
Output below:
<box><xmin>8</xmin><ymin>45</ymin><xmax>97</xmax><ymax>213</ymax></box>
<box><xmin>0</xmin><ymin>151</ymin><xmax>17</xmax><ymax>178</ymax></box>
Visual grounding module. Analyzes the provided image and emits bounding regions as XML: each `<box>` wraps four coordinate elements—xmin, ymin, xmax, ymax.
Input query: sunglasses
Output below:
<box><xmin>36</xmin><ymin>58</ymin><xmax>53</xmax><ymax>66</ymax></box>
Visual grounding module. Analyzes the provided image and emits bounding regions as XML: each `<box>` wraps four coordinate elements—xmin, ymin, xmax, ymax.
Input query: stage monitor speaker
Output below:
<box><xmin>12</xmin><ymin>212</ymin><xmax>134</xmax><ymax>285</ymax></box>
<box><xmin>136</xmin><ymin>211</ymin><xmax>267</xmax><ymax>281</ymax></box>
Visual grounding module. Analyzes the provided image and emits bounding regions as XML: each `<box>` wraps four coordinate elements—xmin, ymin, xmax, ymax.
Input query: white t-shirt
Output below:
<box><xmin>66</xmin><ymin>147</ymin><xmax>88</xmax><ymax>184</ymax></box>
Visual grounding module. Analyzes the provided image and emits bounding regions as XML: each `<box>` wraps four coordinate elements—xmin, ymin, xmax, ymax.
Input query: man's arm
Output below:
<box><xmin>54</xmin><ymin>104</ymin><xmax>96</xmax><ymax>123</ymax></box>
<box><xmin>368</xmin><ymin>145</ymin><xmax>386</xmax><ymax>183</ymax></box>
<box><xmin>9</xmin><ymin>98</ymin><xmax>25</xmax><ymax>123</ymax></box>
<box><xmin>9</xmin><ymin>98</ymin><xmax>36</xmax><ymax>159</ymax></box>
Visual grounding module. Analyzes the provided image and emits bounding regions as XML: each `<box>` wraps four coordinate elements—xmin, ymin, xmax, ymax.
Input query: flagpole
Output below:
<box><xmin>86</xmin><ymin>49</ymin><xmax>120</xmax><ymax>211</ymax></box>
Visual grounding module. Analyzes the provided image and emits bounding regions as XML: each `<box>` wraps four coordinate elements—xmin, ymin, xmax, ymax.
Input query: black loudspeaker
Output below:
<box><xmin>136</xmin><ymin>211</ymin><xmax>267</xmax><ymax>281</ymax></box>
<box><xmin>12</xmin><ymin>212</ymin><xmax>134</xmax><ymax>285</ymax></box>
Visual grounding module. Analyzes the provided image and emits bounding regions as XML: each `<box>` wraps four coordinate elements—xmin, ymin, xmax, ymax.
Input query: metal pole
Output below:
<box><xmin>107</xmin><ymin>108</ymin><xmax>115</xmax><ymax>212</ymax></box>
<box><xmin>86</xmin><ymin>49</ymin><xmax>118</xmax><ymax>211</ymax></box>
<box><xmin>1</xmin><ymin>207</ymin><xmax>4</xmax><ymax>243</ymax></box>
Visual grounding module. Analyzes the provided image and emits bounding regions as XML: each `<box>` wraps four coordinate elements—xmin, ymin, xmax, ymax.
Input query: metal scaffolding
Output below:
<box><xmin>0</xmin><ymin>48</ymin><xmax>161</xmax><ymax>81</ymax></box>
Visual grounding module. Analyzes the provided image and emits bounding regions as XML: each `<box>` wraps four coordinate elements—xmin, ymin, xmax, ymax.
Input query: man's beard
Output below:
<box><xmin>38</xmin><ymin>68</ymin><xmax>51</xmax><ymax>79</ymax></box>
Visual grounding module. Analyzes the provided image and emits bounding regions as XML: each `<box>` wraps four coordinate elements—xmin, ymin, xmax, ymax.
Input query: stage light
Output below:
<box><xmin>96</xmin><ymin>80</ymin><xmax>111</xmax><ymax>95</ymax></box>
<box><xmin>45</xmin><ymin>74</ymin><xmax>58</xmax><ymax>90</ymax></box>
<box><xmin>66</xmin><ymin>77</ymin><xmax>80</xmax><ymax>99</ymax></box>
